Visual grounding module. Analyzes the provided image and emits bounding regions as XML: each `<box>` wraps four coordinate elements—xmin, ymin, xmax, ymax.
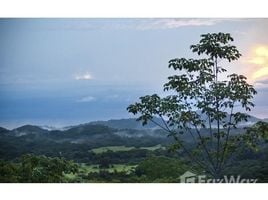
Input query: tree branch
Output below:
<box><xmin>192</xmin><ymin>123</ymin><xmax>217</xmax><ymax>172</ymax></box>
<box><xmin>219</xmin><ymin>104</ymin><xmax>234</xmax><ymax>171</ymax></box>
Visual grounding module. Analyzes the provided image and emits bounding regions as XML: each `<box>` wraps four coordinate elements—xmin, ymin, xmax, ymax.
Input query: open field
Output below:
<box><xmin>90</xmin><ymin>144</ymin><xmax>165</xmax><ymax>154</ymax></box>
<box><xmin>91</xmin><ymin>146</ymin><xmax>136</xmax><ymax>154</ymax></box>
<box><xmin>140</xmin><ymin>144</ymin><xmax>165</xmax><ymax>151</ymax></box>
<box><xmin>80</xmin><ymin>164</ymin><xmax>137</xmax><ymax>173</ymax></box>
<box><xmin>64</xmin><ymin>163</ymin><xmax>137</xmax><ymax>181</ymax></box>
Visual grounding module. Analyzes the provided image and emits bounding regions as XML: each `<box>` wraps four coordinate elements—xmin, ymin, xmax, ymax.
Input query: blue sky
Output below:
<box><xmin>1</xmin><ymin>18</ymin><xmax>268</xmax><ymax>128</ymax></box>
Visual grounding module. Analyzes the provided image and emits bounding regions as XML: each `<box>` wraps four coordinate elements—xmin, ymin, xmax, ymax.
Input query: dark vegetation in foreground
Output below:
<box><xmin>0</xmin><ymin>121</ymin><xmax>268</xmax><ymax>183</ymax></box>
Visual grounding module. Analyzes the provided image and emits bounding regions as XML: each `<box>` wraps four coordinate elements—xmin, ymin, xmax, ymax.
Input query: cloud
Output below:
<box><xmin>254</xmin><ymin>81</ymin><xmax>268</xmax><ymax>89</ymax></box>
<box><xmin>247</xmin><ymin>46</ymin><xmax>268</xmax><ymax>82</ymax></box>
<box><xmin>253</xmin><ymin>67</ymin><xmax>268</xmax><ymax>80</ymax></box>
<box><xmin>254</xmin><ymin>77</ymin><xmax>268</xmax><ymax>89</ymax></box>
<box><xmin>56</xmin><ymin>18</ymin><xmax>226</xmax><ymax>32</ymax></box>
<box><xmin>74</xmin><ymin>72</ymin><xmax>93</xmax><ymax>80</ymax></box>
<box><xmin>137</xmin><ymin>18</ymin><xmax>222</xmax><ymax>30</ymax></box>
<box><xmin>107</xmin><ymin>19</ymin><xmax>222</xmax><ymax>30</ymax></box>
<box><xmin>255</xmin><ymin>79</ymin><xmax>268</xmax><ymax>85</ymax></box>
<box><xmin>77</xmin><ymin>96</ymin><xmax>96</xmax><ymax>102</ymax></box>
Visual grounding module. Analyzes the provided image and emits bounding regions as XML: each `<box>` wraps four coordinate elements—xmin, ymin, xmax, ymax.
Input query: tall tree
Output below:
<box><xmin>127</xmin><ymin>32</ymin><xmax>258</xmax><ymax>178</ymax></box>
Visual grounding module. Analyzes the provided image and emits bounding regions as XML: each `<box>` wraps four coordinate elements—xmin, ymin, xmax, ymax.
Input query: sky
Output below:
<box><xmin>1</xmin><ymin>18</ymin><xmax>268</xmax><ymax>129</ymax></box>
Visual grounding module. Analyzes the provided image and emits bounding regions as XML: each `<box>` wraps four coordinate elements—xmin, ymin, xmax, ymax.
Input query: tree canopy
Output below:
<box><xmin>127</xmin><ymin>32</ymin><xmax>263</xmax><ymax>178</ymax></box>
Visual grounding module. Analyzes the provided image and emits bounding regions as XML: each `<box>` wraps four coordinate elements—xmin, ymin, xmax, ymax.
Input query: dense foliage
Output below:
<box><xmin>0</xmin><ymin>154</ymin><xmax>78</xmax><ymax>183</ymax></box>
<box><xmin>127</xmin><ymin>33</ymin><xmax>266</xmax><ymax>178</ymax></box>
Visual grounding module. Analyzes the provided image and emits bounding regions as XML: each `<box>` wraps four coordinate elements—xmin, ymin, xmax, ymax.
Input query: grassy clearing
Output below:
<box><xmin>65</xmin><ymin>144</ymin><xmax>165</xmax><ymax>181</ymax></box>
<box><xmin>65</xmin><ymin>163</ymin><xmax>137</xmax><ymax>181</ymax></box>
<box><xmin>80</xmin><ymin>163</ymin><xmax>100</xmax><ymax>173</ymax></box>
<box><xmin>107</xmin><ymin>164</ymin><xmax>137</xmax><ymax>173</ymax></box>
<box><xmin>79</xmin><ymin>163</ymin><xmax>136</xmax><ymax>174</ymax></box>
<box><xmin>91</xmin><ymin>145</ymin><xmax>165</xmax><ymax>154</ymax></box>
<box><xmin>140</xmin><ymin>144</ymin><xmax>165</xmax><ymax>151</ymax></box>
<box><xmin>91</xmin><ymin>146</ymin><xmax>135</xmax><ymax>154</ymax></box>
<box><xmin>64</xmin><ymin>173</ymin><xmax>77</xmax><ymax>180</ymax></box>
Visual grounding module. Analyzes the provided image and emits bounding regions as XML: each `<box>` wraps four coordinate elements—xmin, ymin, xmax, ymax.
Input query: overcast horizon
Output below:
<box><xmin>1</xmin><ymin>18</ymin><xmax>268</xmax><ymax>129</ymax></box>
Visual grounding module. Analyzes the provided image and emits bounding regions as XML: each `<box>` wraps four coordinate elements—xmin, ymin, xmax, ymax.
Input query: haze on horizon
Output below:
<box><xmin>1</xmin><ymin>18</ymin><xmax>268</xmax><ymax>129</ymax></box>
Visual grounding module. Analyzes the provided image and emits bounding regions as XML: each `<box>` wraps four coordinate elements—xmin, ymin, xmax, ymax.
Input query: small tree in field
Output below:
<box><xmin>127</xmin><ymin>33</ymin><xmax>259</xmax><ymax>178</ymax></box>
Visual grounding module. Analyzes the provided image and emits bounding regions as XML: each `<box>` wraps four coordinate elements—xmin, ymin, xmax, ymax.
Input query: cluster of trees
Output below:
<box><xmin>1</xmin><ymin>144</ymin><xmax>268</xmax><ymax>183</ymax></box>
<box><xmin>0</xmin><ymin>127</ymin><xmax>171</xmax><ymax>162</ymax></box>
<box><xmin>84</xmin><ymin>156</ymin><xmax>190</xmax><ymax>183</ymax></box>
<box><xmin>0</xmin><ymin>154</ymin><xmax>78</xmax><ymax>183</ymax></box>
<box><xmin>74</xmin><ymin>149</ymin><xmax>268</xmax><ymax>183</ymax></box>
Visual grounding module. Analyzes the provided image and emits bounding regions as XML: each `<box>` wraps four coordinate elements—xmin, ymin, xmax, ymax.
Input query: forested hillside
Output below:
<box><xmin>1</xmin><ymin>119</ymin><xmax>268</xmax><ymax>183</ymax></box>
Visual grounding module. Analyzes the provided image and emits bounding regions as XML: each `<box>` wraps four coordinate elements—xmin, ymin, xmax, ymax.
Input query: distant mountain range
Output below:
<box><xmin>0</xmin><ymin>118</ymin><xmax>162</xmax><ymax>141</ymax></box>
<box><xmin>87</xmin><ymin>115</ymin><xmax>266</xmax><ymax>130</ymax></box>
<box><xmin>0</xmin><ymin>115</ymin><xmax>266</xmax><ymax>162</ymax></box>
<box><xmin>0</xmin><ymin>120</ymin><xmax>172</xmax><ymax>161</ymax></box>
<box><xmin>0</xmin><ymin>115</ymin><xmax>265</xmax><ymax>144</ymax></box>
<box><xmin>0</xmin><ymin>114</ymin><xmax>267</xmax><ymax>133</ymax></box>
<box><xmin>86</xmin><ymin>117</ymin><xmax>164</xmax><ymax>130</ymax></box>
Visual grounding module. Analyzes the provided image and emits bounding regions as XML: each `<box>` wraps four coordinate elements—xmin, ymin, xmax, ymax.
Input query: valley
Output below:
<box><xmin>1</xmin><ymin>117</ymin><xmax>268</xmax><ymax>182</ymax></box>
